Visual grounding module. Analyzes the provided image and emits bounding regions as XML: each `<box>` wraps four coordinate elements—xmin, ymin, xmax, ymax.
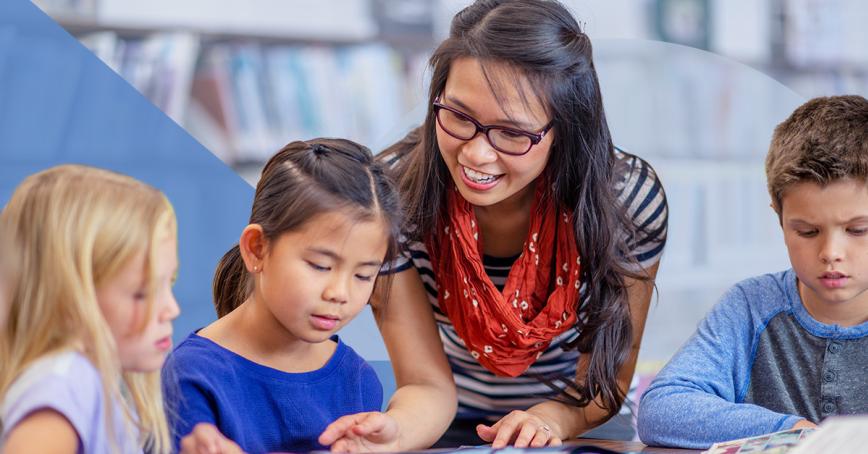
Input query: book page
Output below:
<box><xmin>703</xmin><ymin>428</ymin><xmax>813</xmax><ymax>454</ymax></box>
<box><xmin>789</xmin><ymin>416</ymin><xmax>868</xmax><ymax>454</ymax></box>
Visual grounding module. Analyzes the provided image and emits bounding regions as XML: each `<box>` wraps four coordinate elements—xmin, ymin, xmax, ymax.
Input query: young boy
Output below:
<box><xmin>637</xmin><ymin>95</ymin><xmax>868</xmax><ymax>448</ymax></box>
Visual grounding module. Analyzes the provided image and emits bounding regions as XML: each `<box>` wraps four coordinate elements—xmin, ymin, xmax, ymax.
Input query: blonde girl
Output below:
<box><xmin>0</xmin><ymin>165</ymin><xmax>180</xmax><ymax>454</ymax></box>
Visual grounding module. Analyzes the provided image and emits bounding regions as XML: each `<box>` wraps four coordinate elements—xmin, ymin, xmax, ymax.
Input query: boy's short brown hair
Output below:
<box><xmin>766</xmin><ymin>95</ymin><xmax>868</xmax><ymax>214</ymax></box>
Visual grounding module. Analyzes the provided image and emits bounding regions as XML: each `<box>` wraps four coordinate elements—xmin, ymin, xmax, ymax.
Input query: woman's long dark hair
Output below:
<box><xmin>214</xmin><ymin>138</ymin><xmax>402</xmax><ymax>317</ymax></box>
<box><xmin>383</xmin><ymin>0</ymin><xmax>659</xmax><ymax>420</ymax></box>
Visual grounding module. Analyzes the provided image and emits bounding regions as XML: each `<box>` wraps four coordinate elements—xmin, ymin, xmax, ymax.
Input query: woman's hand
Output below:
<box><xmin>179</xmin><ymin>423</ymin><xmax>244</xmax><ymax>454</ymax></box>
<box><xmin>319</xmin><ymin>411</ymin><xmax>400</xmax><ymax>453</ymax></box>
<box><xmin>477</xmin><ymin>410</ymin><xmax>563</xmax><ymax>448</ymax></box>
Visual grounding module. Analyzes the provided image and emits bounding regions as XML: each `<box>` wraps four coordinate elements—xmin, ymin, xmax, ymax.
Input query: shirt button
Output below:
<box><xmin>823</xmin><ymin>401</ymin><xmax>836</xmax><ymax>413</ymax></box>
<box><xmin>823</xmin><ymin>371</ymin><xmax>836</xmax><ymax>383</ymax></box>
<box><xmin>828</xmin><ymin>342</ymin><xmax>842</xmax><ymax>354</ymax></box>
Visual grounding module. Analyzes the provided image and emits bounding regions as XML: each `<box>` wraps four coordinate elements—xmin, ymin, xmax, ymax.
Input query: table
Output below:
<box><xmin>573</xmin><ymin>438</ymin><xmax>702</xmax><ymax>453</ymax></box>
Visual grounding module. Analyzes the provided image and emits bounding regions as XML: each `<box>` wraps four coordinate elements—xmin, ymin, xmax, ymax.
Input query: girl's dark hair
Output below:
<box><xmin>214</xmin><ymin>138</ymin><xmax>402</xmax><ymax>317</ymax></box>
<box><xmin>382</xmin><ymin>0</ymin><xmax>657</xmax><ymax>420</ymax></box>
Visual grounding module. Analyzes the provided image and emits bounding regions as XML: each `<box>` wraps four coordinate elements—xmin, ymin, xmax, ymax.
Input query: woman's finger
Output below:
<box><xmin>529</xmin><ymin>425</ymin><xmax>551</xmax><ymax>448</ymax></box>
<box><xmin>512</xmin><ymin>421</ymin><xmax>539</xmax><ymax>448</ymax></box>
<box><xmin>491</xmin><ymin>417</ymin><xmax>521</xmax><ymax>448</ymax></box>
<box><xmin>476</xmin><ymin>423</ymin><xmax>496</xmax><ymax>442</ymax></box>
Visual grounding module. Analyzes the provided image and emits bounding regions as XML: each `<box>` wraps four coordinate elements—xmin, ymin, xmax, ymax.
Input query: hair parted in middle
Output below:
<box><xmin>213</xmin><ymin>137</ymin><xmax>403</xmax><ymax>318</ymax></box>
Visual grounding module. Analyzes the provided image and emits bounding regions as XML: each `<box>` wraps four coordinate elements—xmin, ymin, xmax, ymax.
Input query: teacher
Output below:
<box><xmin>320</xmin><ymin>0</ymin><xmax>668</xmax><ymax>450</ymax></box>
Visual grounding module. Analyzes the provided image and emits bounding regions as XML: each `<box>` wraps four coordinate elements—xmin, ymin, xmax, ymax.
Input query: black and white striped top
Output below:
<box><xmin>390</xmin><ymin>150</ymin><xmax>668</xmax><ymax>419</ymax></box>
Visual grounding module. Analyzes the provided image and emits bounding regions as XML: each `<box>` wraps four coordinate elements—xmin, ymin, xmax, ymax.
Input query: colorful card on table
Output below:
<box><xmin>702</xmin><ymin>428</ymin><xmax>813</xmax><ymax>454</ymax></box>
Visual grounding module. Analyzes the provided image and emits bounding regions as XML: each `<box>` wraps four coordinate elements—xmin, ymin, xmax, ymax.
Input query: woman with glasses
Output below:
<box><xmin>319</xmin><ymin>0</ymin><xmax>668</xmax><ymax>450</ymax></box>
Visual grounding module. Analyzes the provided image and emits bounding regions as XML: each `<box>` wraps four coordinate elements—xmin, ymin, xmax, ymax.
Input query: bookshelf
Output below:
<box><xmin>36</xmin><ymin>0</ymin><xmax>868</xmax><ymax>166</ymax></box>
<box><xmin>34</xmin><ymin>0</ymin><xmax>431</xmax><ymax>170</ymax></box>
<box><xmin>36</xmin><ymin>0</ymin><xmax>378</xmax><ymax>41</ymax></box>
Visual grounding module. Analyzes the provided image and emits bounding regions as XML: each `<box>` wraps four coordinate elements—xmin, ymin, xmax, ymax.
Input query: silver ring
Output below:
<box><xmin>540</xmin><ymin>425</ymin><xmax>551</xmax><ymax>433</ymax></box>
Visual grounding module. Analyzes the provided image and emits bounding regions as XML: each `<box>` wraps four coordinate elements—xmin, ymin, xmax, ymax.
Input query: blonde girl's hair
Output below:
<box><xmin>0</xmin><ymin>215</ymin><xmax>18</xmax><ymax>299</ymax></box>
<box><xmin>0</xmin><ymin>164</ymin><xmax>176</xmax><ymax>454</ymax></box>
<box><xmin>0</xmin><ymin>219</ymin><xmax>19</xmax><ymax>358</ymax></box>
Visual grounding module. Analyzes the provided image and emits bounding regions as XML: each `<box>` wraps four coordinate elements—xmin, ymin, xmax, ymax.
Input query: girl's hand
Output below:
<box><xmin>477</xmin><ymin>410</ymin><xmax>563</xmax><ymax>448</ymax></box>
<box><xmin>319</xmin><ymin>411</ymin><xmax>400</xmax><ymax>453</ymax></box>
<box><xmin>179</xmin><ymin>423</ymin><xmax>245</xmax><ymax>454</ymax></box>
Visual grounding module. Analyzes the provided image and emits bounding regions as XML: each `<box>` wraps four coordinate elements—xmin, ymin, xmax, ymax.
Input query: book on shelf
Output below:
<box><xmin>190</xmin><ymin>43</ymin><xmax>411</xmax><ymax>164</ymax></box>
<box><xmin>78</xmin><ymin>31</ymin><xmax>199</xmax><ymax>123</ymax></box>
<box><xmin>32</xmin><ymin>0</ymin><xmax>96</xmax><ymax>17</ymax></box>
<box><xmin>76</xmin><ymin>32</ymin><xmax>418</xmax><ymax>165</ymax></box>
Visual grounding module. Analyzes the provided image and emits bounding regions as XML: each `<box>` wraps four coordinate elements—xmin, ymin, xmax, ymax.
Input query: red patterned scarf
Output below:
<box><xmin>426</xmin><ymin>183</ymin><xmax>581</xmax><ymax>377</ymax></box>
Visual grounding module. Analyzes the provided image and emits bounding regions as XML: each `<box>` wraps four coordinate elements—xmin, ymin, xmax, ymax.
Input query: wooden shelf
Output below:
<box><xmin>50</xmin><ymin>0</ymin><xmax>378</xmax><ymax>43</ymax></box>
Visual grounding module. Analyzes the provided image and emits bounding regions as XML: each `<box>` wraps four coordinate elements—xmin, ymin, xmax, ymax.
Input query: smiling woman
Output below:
<box><xmin>434</xmin><ymin>58</ymin><xmax>555</xmax><ymax>212</ymax></box>
<box><xmin>316</xmin><ymin>0</ymin><xmax>669</xmax><ymax>450</ymax></box>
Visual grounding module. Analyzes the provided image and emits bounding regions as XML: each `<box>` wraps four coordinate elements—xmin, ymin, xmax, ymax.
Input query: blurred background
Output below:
<box><xmin>31</xmin><ymin>0</ymin><xmax>868</xmax><ymax>372</ymax></box>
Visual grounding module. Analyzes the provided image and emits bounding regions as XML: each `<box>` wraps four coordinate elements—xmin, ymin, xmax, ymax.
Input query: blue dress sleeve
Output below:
<box><xmin>162</xmin><ymin>346</ymin><xmax>222</xmax><ymax>450</ymax></box>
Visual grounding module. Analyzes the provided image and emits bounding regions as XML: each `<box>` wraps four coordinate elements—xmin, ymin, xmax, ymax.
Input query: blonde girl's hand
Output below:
<box><xmin>179</xmin><ymin>423</ymin><xmax>245</xmax><ymax>454</ymax></box>
<box><xmin>319</xmin><ymin>411</ymin><xmax>400</xmax><ymax>453</ymax></box>
<box><xmin>477</xmin><ymin>410</ymin><xmax>563</xmax><ymax>448</ymax></box>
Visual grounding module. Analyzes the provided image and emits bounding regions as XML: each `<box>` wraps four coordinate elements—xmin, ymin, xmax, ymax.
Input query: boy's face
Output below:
<box><xmin>780</xmin><ymin>178</ymin><xmax>868</xmax><ymax>326</ymax></box>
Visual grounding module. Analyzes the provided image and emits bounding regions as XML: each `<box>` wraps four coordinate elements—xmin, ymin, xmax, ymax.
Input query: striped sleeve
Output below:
<box><xmin>614</xmin><ymin>150</ymin><xmax>668</xmax><ymax>271</ymax></box>
<box><xmin>381</xmin><ymin>234</ymin><xmax>414</xmax><ymax>275</ymax></box>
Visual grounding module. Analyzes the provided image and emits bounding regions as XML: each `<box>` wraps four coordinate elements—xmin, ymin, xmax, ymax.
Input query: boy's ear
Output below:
<box><xmin>238</xmin><ymin>224</ymin><xmax>266</xmax><ymax>273</ymax></box>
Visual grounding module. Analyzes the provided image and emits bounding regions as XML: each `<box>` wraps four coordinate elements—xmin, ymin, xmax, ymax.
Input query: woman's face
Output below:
<box><xmin>436</xmin><ymin>57</ymin><xmax>554</xmax><ymax>210</ymax></box>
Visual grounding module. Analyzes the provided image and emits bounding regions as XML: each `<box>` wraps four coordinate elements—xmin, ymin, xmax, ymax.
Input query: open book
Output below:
<box><xmin>703</xmin><ymin>415</ymin><xmax>868</xmax><ymax>454</ymax></box>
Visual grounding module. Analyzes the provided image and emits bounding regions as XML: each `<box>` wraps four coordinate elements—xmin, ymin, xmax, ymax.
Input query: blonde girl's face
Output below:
<box><xmin>254</xmin><ymin>211</ymin><xmax>388</xmax><ymax>345</ymax></box>
<box><xmin>96</xmin><ymin>233</ymin><xmax>180</xmax><ymax>372</ymax></box>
